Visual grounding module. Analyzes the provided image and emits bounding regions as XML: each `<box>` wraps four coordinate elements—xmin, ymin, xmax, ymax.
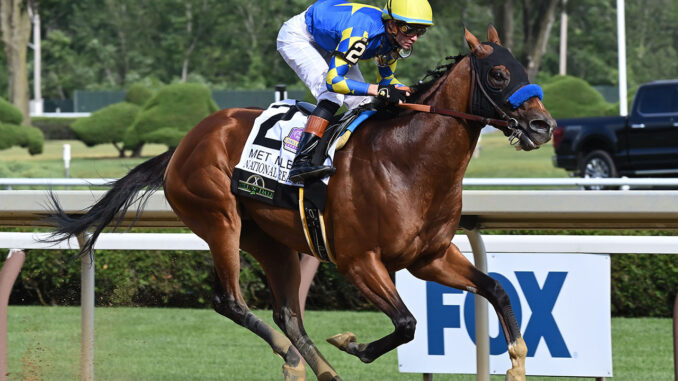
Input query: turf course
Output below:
<box><xmin>6</xmin><ymin>307</ymin><xmax>673</xmax><ymax>380</ymax></box>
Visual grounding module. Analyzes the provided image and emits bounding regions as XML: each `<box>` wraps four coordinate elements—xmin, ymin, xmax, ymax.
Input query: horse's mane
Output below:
<box><xmin>411</xmin><ymin>54</ymin><xmax>466</xmax><ymax>102</ymax></box>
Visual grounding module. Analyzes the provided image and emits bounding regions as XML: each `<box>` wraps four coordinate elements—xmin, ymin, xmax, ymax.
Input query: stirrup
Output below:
<box><xmin>289</xmin><ymin>164</ymin><xmax>336</xmax><ymax>183</ymax></box>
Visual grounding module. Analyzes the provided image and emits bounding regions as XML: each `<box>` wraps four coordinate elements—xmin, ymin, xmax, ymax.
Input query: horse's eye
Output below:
<box><xmin>488</xmin><ymin>69</ymin><xmax>509</xmax><ymax>89</ymax></box>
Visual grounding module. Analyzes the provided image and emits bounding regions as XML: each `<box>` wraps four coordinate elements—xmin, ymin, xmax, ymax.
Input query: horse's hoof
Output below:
<box><xmin>505</xmin><ymin>337</ymin><xmax>527</xmax><ymax>381</ymax></box>
<box><xmin>282</xmin><ymin>362</ymin><xmax>306</xmax><ymax>381</ymax></box>
<box><xmin>505</xmin><ymin>368</ymin><xmax>525</xmax><ymax>381</ymax></box>
<box><xmin>326</xmin><ymin>332</ymin><xmax>356</xmax><ymax>351</ymax></box>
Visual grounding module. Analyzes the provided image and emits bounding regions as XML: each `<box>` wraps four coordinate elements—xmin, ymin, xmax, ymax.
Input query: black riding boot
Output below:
<box><xmin>289</xmin><ymin>115</ymin><xmax>335</xmax><ymax>183</ymax></box>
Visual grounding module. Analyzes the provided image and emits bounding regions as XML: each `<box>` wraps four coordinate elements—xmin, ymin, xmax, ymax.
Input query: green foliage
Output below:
<box><xmin>0</xmin><ymin>97</ymin><xmax>23</xmax><ymax>125</ymax></box>
<box><xmin>0</xmin><ymin>124</ymin><xmax>44</xmax><ymax>155</ymax></box>
<box><xmin>11</xmin><ymin>248</ymin><xmax>370</xmax><ymax>311</ymax></box>
<box><xmin>71</xmin><ymin>102</ymin><xmax>140</xmax><ymax>151</ymax></box>
<box><xmin>611</xmin><ymin>254</ymin><xmax>678</xmax><ymax>317</ymax></box>
<box><xmin>125</xmin><ymin>83</ymin><xmax>154</xmax><ymax>106</ymax></box>
<box><xmin>31</xmin><ymin>117</ymin><xmax>79</xmax><ymax>139</ymax></box>
<box><xmin>13</xmin><ymin>249</ymin><xmax>214</xmax><ymax>307</ymax></box>
<box><xmin>1</xmin><ymin>0</ymin><xmax>675</xmax><ymax>103</ymax></box>
<box><xmin>541</xmin><ymin>75</ymin><xmax>614</xmax><ymax>119</ymax></box>
<box><xmin>126</xmin><ymin>83</ymin><xmax>218</xmax><ymax>148</ymax></box>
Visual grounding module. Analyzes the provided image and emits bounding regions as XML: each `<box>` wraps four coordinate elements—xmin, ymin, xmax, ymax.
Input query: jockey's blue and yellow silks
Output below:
<box><xmin>306</xmin><ymin>0</ymin><xmax>401</xmax><ymax>96</ymax></box>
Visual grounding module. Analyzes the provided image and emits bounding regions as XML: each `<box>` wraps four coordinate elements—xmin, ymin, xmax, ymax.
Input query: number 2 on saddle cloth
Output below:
<box><xmin>230</xmin><ymin>99</ymin><xmax>376</xmax><ymax>262</ymax></box>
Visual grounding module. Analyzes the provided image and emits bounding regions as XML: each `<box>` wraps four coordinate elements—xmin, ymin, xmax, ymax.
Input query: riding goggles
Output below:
<box><xmin>397</xmin><ymin>22</ymin><xmax>428</xmax><ymax>37</ymax></box>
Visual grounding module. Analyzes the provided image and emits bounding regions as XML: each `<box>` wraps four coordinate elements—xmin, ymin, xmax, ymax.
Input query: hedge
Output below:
<box><xmin>542</xmin><ymin>75</ymin><xmax>616</xmax><ymax>119</ymax></box>
<box><xmin>125</xmin><ymin>83</ymin><xmax>154</xmax><ymax>106</ymax></box>
<box><xmin>0</xmin><ymin>124</ymin><xmax>44</xmax><ymax>155</ymax></box>
<box><xmin>8</xmin><ymin>246</ymin><xmax>676</xmax><ymax>316</ymax></box>
<box><xmin>9</xmin><ymin>248</ymin><xmax>369</xmax><ymax>311</ymax></box>
<box><xmin>31</xmin><ymin>117</ymin><xmax>79</xmax><ymax>139</ymax></box>
<box><xmin>125</xmin><ymin>83</ymin><xmax>219</xmax><ymax>149</ymax></box>
<box><xmin>71</xmin><ymin>102</ymin><xmax>140</xmax><ymax>153</ymax></box>
<box><xmin>611</xmin><ymin>254</ymin><xmax>678</xmax><ymax>317</ymax></box>
<box><xmin>0</xmin><ymin>97</ymin><xmax>23</xmax><ymax>125</ymax></box>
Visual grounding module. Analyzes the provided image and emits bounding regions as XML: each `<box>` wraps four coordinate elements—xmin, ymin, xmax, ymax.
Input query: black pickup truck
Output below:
<box><xmin>552</xmin><ymin>80</ymin><xmax>678</xmax><ymax>181</ymax></box>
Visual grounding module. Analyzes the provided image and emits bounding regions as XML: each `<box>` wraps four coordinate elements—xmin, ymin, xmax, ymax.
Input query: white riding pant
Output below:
<box><xmin>277</xmin><ymin>11</ymin><xmax>370</xmax><ymax>110</ymax></box>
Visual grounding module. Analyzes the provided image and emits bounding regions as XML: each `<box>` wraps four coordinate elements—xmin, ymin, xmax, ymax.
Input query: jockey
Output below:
<box><xmin>277</xmin><ymin>0</ymin><xmax>434</xmax><ymax>183</ymax></box>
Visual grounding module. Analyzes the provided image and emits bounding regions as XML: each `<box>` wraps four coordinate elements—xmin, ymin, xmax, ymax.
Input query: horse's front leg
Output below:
<box><xmin>409</xmin><ymin>243</ymin><xmax>527</xmax><ymax>381</ymax></box>
<box><xmin>328</xmin><ymin>251</ymin><xmax>416</xmax><ymax>363</ymax></box>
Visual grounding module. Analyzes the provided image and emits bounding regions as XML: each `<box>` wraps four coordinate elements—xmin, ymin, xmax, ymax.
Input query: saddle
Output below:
<box><xmin>230</xmin><ymin>100</ymin><xmax>376</xmax><ymax>262</ymax></box>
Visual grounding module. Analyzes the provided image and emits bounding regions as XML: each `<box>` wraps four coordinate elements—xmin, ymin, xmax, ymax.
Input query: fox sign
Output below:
<box><xmin>396</xmin><ymin>253</ymin><xmax>612</xmax><ymax>378</ymax></box>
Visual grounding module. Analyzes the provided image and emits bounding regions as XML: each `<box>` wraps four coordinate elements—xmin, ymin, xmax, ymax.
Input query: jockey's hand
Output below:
<box><xmin>377</xmin><ymin>84</ymin><xmax>410</xmax><ymax>106</ymax></box>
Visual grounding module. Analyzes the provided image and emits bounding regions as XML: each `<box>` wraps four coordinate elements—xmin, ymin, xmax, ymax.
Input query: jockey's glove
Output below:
<box><xmin>377</xmin><ymin>84</ymin><xmax>408</xmax><ymax>106</ymax></box>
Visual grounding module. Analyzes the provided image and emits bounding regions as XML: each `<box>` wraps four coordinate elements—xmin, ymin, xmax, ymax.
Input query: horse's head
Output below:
<box><xmin>465</xmin><ymin>27</ymin><xmax>555</xmax><ymax>151</ymax></box>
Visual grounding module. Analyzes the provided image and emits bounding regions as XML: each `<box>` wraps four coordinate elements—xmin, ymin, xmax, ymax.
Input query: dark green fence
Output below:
<box><xmin>70</xmin><ymin>88</ymin><xmax>309</xmax><ymax>113</ymax></box>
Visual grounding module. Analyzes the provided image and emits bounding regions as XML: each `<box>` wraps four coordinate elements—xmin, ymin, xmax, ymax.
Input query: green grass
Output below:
<box><xmin>0</xmin><ymin>140</ymin><xmax>167</xmax><ymax>179</ymax></box>
<box><xmin>466</xmin><ymin>132</ymin><xmax>565</xmax><ymax>178</ymax></box>
<box><xmin>0</xmin><ymin>133</ymin><xmax>566</xmax><ymax>180</ymax></box>
<box><xmin>7</xmin><ymin>307</ymin><xmax>674</xmax><ymax>381</ymax></box>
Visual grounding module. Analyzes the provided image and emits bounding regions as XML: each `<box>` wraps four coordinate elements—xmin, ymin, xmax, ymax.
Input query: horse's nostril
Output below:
<box><xmin>529</xmin><ymin>119</ymin><xmax>551</xmax><ymax>133</ymax></box>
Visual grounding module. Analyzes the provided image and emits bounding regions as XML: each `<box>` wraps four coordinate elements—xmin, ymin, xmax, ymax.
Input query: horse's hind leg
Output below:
<box><xmin>207</xmin><ymin>230</ymin><xmax>307</xmax><ymax>381</ymax></box>
<box><xmin>409</xmin><ymin>243</ymin><xmax>526</xmax><ymax>381</ymax></box>
<box><xmin>166</xmin><ymin>192</ymin><xmax>304</xmax><ymax>379</ymax></box>
<box><xmin>241</xmin><ymin>222</ymin><xmax>341</xmax><ymax>381</ymax></box>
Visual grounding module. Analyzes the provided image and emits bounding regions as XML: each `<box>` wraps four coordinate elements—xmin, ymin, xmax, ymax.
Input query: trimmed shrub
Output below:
<box><xmin>71</xmin><ymin>102</ymin><xmax>140</xmax><ymax>156</ymax></box>
<box><xmin>0</xmin><ymin>97</ymin><xmax>23</xmax><ymax>125</ymax></box>
<box><xmin>0</xmin><ymin>124</ymin><xmax>44</xmax><ymax>155</ymax></box>
<box><xmin>611</xmin><ymin>254</ymin><xmax>678</xmax><ymax>317</ymax></box>
<box><xmin>9</xmin><ymin>247</ymin><xmax>370</xmax><ymax>311</ymax></box>
<box><xmin>31</xmin><ymin>117</ymin><xmax>79</xmax><ymax>139</ymax></box>
<box><xmin>8</xmin><ymin>245</ymin><xmax>676</xmax><ymax>316</ymax></box>
<box><xmin>542</xmin><ymin>75</ymin><xmax>614</xmax><ymax>119</ymax></box>
<box><xmin>125</xmin><ymin>83</ymin><xmax>219</xmax><ymax>149</ymax></box>
<box><xmin>11</xmin><ymin>249</ymin><xmax>214</xmax><ymax>307</ymax></box>
<box><xmin>125</xmin><ymin>83</ymin><xmax>154</xmax><ymax>106</ymax></box>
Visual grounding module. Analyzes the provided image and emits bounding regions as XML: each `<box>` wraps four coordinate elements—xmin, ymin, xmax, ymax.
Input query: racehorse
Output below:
<box><xmin>46</xmin><ymin>27</ymin><xmax>554</xmax><ymax>381</ymax></box>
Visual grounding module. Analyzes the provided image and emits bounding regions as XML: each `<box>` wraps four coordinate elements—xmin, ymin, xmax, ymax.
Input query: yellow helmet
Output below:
<box><xmin>382</xmin><ymin>0</ymin><xmax>434</xmax><ymax>26</ymax></box>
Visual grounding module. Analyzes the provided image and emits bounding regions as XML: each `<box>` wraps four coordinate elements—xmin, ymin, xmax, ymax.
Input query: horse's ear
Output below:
<box><xmin>487</xmin><ymin>25</ymin><xmax>502</xmax><ymax>45</ymax></box>
<box><xmin>465</xmin><ymin>28</ymin><xmax>490</xmax><ymax>57</ymax></box>
<box><xmin>465</xmin><ymin>28</ymin><xmax>482</xmax><ymax>53</ymax></box>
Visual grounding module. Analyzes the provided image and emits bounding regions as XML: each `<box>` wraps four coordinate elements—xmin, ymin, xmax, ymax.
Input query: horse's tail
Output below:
<box><xmin>44</xmin><ymin>148</ymin><xmax>176</xmax><ymax>255</ymax></box>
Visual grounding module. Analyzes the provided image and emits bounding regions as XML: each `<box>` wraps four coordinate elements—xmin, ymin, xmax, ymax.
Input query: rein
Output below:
<box><xmin>398</xmin><ymin>54</ymin><xmax>525</xmax><ymax>146</ymax></box>
<box><xmin>397</xmin><ymin>102</ymin><xmax>514</xmax><ymax>129</ymax></box>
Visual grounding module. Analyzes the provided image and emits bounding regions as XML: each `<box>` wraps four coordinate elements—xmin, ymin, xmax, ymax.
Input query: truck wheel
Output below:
<box><xmin>579</xmin><ymin>150</ymin><xmax>618</xmax><ymax>190</ymax></box>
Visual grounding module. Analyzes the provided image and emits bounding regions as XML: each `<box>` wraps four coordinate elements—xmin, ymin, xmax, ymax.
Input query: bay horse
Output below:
<box><xmin>47</xmin><ymin>27</ymin><xmax>554</xmax><ymax>381</ymax></box>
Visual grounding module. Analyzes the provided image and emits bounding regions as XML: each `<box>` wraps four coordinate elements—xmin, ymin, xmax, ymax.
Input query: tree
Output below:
<box><xmin>483</xmin><ymin>0</ymin><xmax>560</xmax><ymax>81</ymax></box>
<box><xmin>124</xmin><ymin>83</ymin><xmax>218</xmax><ymax>152</ymax></box>
<box><xmin>0</xmin><ymin>123</ymin><xmax>43</xmax><ymax>154</ymax></box>
<box><xmin>69</xmin><ymin>83</ymin><xmax>153</xmax><ymax>157</ymax></box>
<box><xmin>1</xmin><ymin>0</ymin><xmax>33</xmax><ymax>123</ymax></box>
<box><xmin>70</xmin><ymin>102</ymin><xmax>140</xmax><ymax>157</ymax></box>
<box><xmin>0</xmin><ymin>96</ymin><xmax>43</xmax><ymax>154</ymax></box>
